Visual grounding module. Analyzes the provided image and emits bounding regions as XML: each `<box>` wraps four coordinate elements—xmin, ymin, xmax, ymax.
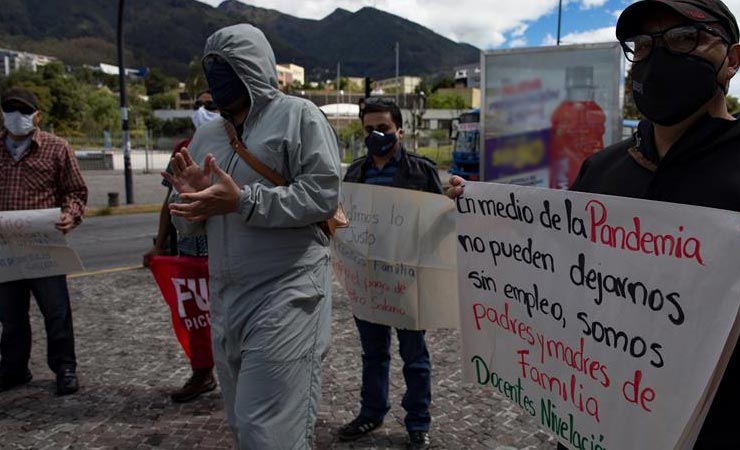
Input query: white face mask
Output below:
<box><xmin>192</xmin><ymin>106</ymin><xmax>220</xmax><ymax>129</ymax></box>
<box><xmin>3</xmin><ymin>111</ymin><xmax>36</xmax><ymax>136</ymax></box>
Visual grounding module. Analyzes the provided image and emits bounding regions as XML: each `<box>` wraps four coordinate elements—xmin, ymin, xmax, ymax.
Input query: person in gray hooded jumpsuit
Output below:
<box><xmin>165</xmin><ymin>24</ymin><xmax>341</xmax><ymax>449</ymax></box>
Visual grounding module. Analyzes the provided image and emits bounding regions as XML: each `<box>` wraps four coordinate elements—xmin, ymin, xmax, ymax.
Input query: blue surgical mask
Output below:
<box><xmin>365</xmin><ymin>130</ymin><xmax>397</xmax><ymax>157</ymax></box>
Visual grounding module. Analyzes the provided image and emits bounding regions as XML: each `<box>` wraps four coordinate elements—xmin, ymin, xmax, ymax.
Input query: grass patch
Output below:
<box><xmin>416</xmin><ymin>145</ymin><xmax>453</xmax><ymax>170</ymax></box>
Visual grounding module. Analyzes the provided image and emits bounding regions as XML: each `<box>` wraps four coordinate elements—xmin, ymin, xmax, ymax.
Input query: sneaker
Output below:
<box><xmin>337</xmin><ymin>416</ymin><xmax>383</xmax><ymax>441</ymax></box>
<box><xmin>56</xmin><ymin>367</ymin><xmax>79</xmax><ymax>396</ymax></box>
<box><xmin>170</xmin><ymin>368</ymin><xmax>216</xmax><ymax>403</ymax></box>
<box><xmin>0</xmin><ymin>369</ymin><xmax>32</xmax><ymax>392</ymax></box>
<box><xmin>407</xmin><ymin>431</ymin><xmax>431</xmax><ymax>450</ymax></box>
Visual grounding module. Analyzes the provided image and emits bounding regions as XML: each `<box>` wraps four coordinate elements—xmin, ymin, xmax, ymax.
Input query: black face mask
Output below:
<box><xmin>632</xmin><ymin>47</ymin><xmax>722</xmax><ymax>126</ymax></box>
<box><xmin>365</xmin><ymin>130</ymin><xmax>398</xmax><ymax>157</ymax></box>
<box><xmin>205</xmin><ymin>59</ymin><xmax>251</xmax><ymax>112</ymax></box>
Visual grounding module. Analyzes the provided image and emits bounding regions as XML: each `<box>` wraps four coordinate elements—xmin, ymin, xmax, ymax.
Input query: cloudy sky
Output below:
<box><xmin>196</xmin><ymin>0</ymin><xmax>740</xmax><ymax>94</ymax></box>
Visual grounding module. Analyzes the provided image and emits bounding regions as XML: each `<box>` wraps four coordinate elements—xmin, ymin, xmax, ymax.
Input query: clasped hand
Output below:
<box><xmin>163</xmin><ymin>148</ymin><xmax>241</xmax><ymax>222</ymax></box>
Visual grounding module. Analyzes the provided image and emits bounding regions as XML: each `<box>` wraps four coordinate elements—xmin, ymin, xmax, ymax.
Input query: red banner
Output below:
<box><xmin>149</xmin><ymin>255</ymin><xmax>213</xmax><ymax>369</ymax></box>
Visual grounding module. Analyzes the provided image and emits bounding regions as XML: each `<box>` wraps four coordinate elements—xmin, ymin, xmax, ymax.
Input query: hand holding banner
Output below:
<box><xmin>0</xmin><ymin>208</ymin><xmax>84</xmax><ymax>282</ymax></box>
<box><xmin>331</xmin><ymin>183</ymin><xmax>459</xmax><ymax>330</ymax></box>
<box><xmin>456</xmin><ymin>182</ymin><xmax>740</xmax><ymax>450</ymax></box>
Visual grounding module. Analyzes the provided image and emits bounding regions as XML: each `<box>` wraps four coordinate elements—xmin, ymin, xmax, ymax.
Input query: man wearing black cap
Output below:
<box><xmin>0</xmin><ymin>86</ymin><xmax>88</xmax><ymax>396</ymax></box>
<box><xmin>446</xmin><ymin>1</ymin><xmax>740</xmax><ymax>448</ymax></box>
<box><xmin>561</xmin><ymin>0</ymin><xmax>740</xmax><ymax>449</ymax></box>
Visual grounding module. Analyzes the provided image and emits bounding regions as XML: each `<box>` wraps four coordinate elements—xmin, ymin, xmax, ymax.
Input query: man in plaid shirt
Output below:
<box><xmin>0</xmin><ymin>87</ymin><xmax>87</xmax><ymax>396</ymax></box>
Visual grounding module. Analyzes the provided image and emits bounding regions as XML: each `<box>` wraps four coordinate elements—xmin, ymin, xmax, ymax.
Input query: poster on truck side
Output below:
<box><xmin>481</xmin><ymin>43</ymin><xmax>623</xmax><ymax>189</ymax></box>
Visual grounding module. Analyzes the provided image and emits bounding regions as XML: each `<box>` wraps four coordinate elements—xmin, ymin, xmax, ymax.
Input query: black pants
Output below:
<box><xmin>0</xmin><ymin>275</ymin><xmax>76</xmax><ymax>375</ymax></box>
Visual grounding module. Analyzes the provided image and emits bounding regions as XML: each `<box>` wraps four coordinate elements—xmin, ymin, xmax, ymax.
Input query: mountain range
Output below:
<box><xmin>0</xmin><ymin>0</ymin><xmax>481</xmax><ymax>81</ymax></box>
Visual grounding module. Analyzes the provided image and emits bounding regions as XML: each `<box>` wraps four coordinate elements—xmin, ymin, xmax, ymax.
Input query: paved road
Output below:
<box><xmin>69</xmin><ymin>213</ymin><xmax>159</xmax><ymax>272</ymax></box>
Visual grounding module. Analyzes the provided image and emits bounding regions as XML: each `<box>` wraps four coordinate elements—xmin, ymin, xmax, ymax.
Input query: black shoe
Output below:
<box><xmin>337</xmin><ymin>416</ymin><xmax>383</xmax><ymax>441</ymax></box>
<box><xmin>170</xmin><ymin>369</ymin><xmax>217</xmax><ymax>403</ymax></box>
<box><xmin>56</xmin><ymin>368</ymin><xmax>79</xmax><ymax>396</ymax></box>
<box><xmin>0</xmin><ymin>369</ymin><xmax>32</xmax><ymax>392</ymax></box>
<box><xmin>407</xmin><ymin>431</ymin><xmax>431</xmax><ymax>450</ymax></box>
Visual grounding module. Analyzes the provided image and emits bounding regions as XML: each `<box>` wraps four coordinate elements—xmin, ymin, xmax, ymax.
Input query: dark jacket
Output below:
<box><xmin>571</xmin><ymin>115</ymin><xmax>740</xmax><ymax>450</ymax></box>
<box><xmin>343</xmin><ymin>145</ymin><xmax>444</xmax><ymax>195</ymax></box>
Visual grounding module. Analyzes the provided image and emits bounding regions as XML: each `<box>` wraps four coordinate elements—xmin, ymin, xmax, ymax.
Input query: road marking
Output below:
<box><xmin>69</xmin><ymin>265</ymin><xmax>142</xmax><ymax>278</ymax></box>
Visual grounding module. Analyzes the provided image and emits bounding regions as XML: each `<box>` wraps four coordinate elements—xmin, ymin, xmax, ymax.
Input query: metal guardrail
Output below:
<box><xmin>75</xmin><ymin>151</ymin><xmax>114</xmax><ymax>170</ymax></box>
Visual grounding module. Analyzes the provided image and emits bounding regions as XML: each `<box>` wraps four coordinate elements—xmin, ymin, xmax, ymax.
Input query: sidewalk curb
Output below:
<box><xmin>69</xmin><ymin>265</ymin><xmax>144</xmax><ymax>279</ymax></box>
<box><xmin>86</xmin><ymin>203</ymin><xmax>161</xmax><ymax>217</ymax></box>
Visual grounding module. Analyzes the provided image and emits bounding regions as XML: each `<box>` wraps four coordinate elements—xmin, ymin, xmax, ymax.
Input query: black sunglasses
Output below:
<box><xmin>202</xmin><ymin>54</ymin><xmax>228</xmax><ymax>73</ymax></box>
<box><xmin>194</xmin><ymin>99</ymin><xmax>218</xmax><ymax>111</ymax></box>
<box><xmin>1</xmin><ymin>102</ymin><xmax>35</xmax><ymax>115</ymax></box>
<box><xmin>620</xmin><ymin>23</ymin><xmax>730</xmax><ymax>63</ymax></box>
<box><xmin>364</xmin><ymin>97</ymin><xmax>397</xmax><ymax>107</ymax></box>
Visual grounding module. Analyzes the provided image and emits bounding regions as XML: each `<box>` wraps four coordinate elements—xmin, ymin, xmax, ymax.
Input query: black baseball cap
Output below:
<box><xmin>616</xmin><ymin>0</ymin><xmax>740</xmax><ymax>43</ymax></box>
<box><xmin>1</xmin><ymin>87</ymin><xmax>39</xmax><ymax>112</ymax></box>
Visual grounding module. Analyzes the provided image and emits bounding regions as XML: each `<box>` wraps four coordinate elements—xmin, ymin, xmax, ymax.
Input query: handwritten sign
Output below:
<box><xmin>456</xmin><ymin>182</ymin><xmax>740</xmax><ymax>450</ymax></box>
<box><xmin>0</xmin><ymin>208</ymin><xmax>84</xmax><ymax>282</ymax></box>
<box><xmin>331</xmin><ymin>183</ymin><xmax>458</xmax><ymax>330</ymax></box>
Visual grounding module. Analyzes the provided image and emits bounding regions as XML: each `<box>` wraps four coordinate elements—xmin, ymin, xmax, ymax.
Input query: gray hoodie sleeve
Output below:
<box><xmin>236</xmin><ymin>103</ymin><xmax>341</xmax><ymax>228</ymax></box>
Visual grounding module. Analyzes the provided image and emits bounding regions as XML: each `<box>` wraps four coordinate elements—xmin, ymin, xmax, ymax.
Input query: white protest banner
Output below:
<box><xmin>0</xmin><ymin>208</ymin><xmax>84</xmax><ymax>282</ymax></box>
<box><xmin>331</xmin><ymin>182</ymin><xmax>458</xmax><ymax>330</ymax></box>
<box><xmin>456</xmin><ymin>182</ymin><xmax>740</xmax><ymax>450</ymax></box>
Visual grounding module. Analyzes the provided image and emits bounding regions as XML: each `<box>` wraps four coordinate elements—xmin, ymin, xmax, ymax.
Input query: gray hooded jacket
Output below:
<box><xmin>174</xmin><ymin>24</ymin><xmax>341</xmax><ymax>287</ymax></box>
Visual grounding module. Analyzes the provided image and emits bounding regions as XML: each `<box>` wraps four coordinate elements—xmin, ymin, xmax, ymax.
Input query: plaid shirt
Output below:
<box><xmin>0</xmin><ymin>129</ymin><xmax>87</xmax><ymax>223</ymax></box>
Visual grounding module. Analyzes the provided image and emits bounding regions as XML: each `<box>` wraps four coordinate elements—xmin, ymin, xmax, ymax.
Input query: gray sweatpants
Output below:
<box><xmin>209</xmin><ymin>258</ymin><xmax>332</xmax><ymax>449</ymax></box>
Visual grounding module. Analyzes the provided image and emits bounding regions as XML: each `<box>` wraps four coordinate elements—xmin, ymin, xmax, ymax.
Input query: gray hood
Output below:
<box><xmin>203</xmin><ymin>23</ymin><xmax>279</xmax><ymax>122</ymax></box>
<box><xmin>173</xmin><ymin>24</ymin><xmax>341</xmax><ymax>287</ymax></box>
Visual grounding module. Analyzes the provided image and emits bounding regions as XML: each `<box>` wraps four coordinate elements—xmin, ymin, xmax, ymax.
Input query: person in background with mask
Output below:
<box><xmin>165</xmin><ymin>24</ymin><xmax>340</xmax><ymax>449</ymax></box>
<box><xmin>143</xmin><ymin>89</ymin><xmax>219</xmax><ymax>403</ymax></box>
<box><xmin>338</xmin><ymin>98</ymin><xmax>442</xmax><ymax>450</ymax></box>
<box><xmin>0</xmin><ymin>86</ymin><xmax>87</xmax><ymax>396</ymax></box>
<box><xmin>448</xmin><ymin>1</ymin><xmax>740</xmax><ymax>448</ymax></box>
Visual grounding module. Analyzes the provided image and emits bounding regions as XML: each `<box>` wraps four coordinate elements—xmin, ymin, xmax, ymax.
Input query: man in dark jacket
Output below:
<box><xmin>338</xmin><ymin>98</ymin><xmax>443</xmax><ymax>450</ymax></box>
<box><xmin>570</xmin><ymin>3</ymin><xmax>740</xmax><ymax>447</ymax></box>
<box><xmin>449</xmin><ymin>1</ymin><xmax>740</xmax><ymax>448</ymax></box>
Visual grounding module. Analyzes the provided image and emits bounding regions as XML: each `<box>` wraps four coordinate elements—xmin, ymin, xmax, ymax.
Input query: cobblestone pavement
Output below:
<box><xmin>0</xmin><ymin>269</ymin><xmax>557</xmax><ymax>450</ymax></box>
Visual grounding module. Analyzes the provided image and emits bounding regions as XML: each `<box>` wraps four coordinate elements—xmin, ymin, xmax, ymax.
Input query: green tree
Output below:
<box><xmin>149</xmin><ymin>92</ymin><xmax>178</xmax><ymax>110</ymax></box>
<box><xmin>185</xmin><ymin>56</ymin><xmax>209</xmax><ymax>100</ymax></box>
<box><xmin>623</xmin><ymin>64</ymin><xmax>641</xmax><ymax>120</ymax></box>
<box><xmin>726</xmin><ymin>94</ymin><xmax>740</xmax><ymax>115</ymax></box>
<box><xmin>431</xmin><ymin>76</ymin><xmax>455</xmax><ymax>92</ymax></box>
<box><xmin>426</xmin><ymin>92</ymin><xmax>468</xmax><ymax>109</ymax></box>
<box><xmin>415</xmin><ymin>79</ymin><xmax>431</xmax><ymax>95</ymax></box>
<box><xmin>145</xmin><ymin>67</ymin><xmax>180</xmax><ymax>96</ymax></box>
<box><xmin>338</xmin><ymin>119</ymin><xmax>364</xmax><ymax>144</ymax></box>
<box><xmin>39</xmin><ymin>62</ymin><xmax>88</xmax><ymax>135</ymax></box>
<box><xmin>81</xmin><ymin>89</ymin><xmax>120</xmax><ymax>137</ymax></box>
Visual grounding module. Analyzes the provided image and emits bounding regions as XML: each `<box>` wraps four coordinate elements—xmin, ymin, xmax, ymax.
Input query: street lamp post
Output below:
<box><xmin>557</xmin><ymin>0</ymin><xmax>563</xmax><ymax>46</ymax></box>
<box><xmin>395</xmin><ymin>41</ymin><xmax>400</xmax><ymax>104</ymax></box>
<box><xmin>117</xmin><ymin>0</ymin><xmax>134</xmax><ymax>204</ymax></box>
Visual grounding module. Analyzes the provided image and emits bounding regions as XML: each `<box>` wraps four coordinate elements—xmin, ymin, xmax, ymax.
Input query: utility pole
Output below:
<box><xmin>395</xmin><ymin>41</ymin><xmax>400</xmax><ymax>104</ymax></box>
<box><xmin>557</xmin><ymin>0</ymin><xmax>563</xmax><ymax>46</ymax></box>
<box><xmin>336</xmin><ymin>61</ymin><xmax>341</xmax><ymax>107</ymax></box>
<box><xmin>117</xmin><ymin>0</ymin><xmax>133</xmax><ymax>204</ymax></box>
